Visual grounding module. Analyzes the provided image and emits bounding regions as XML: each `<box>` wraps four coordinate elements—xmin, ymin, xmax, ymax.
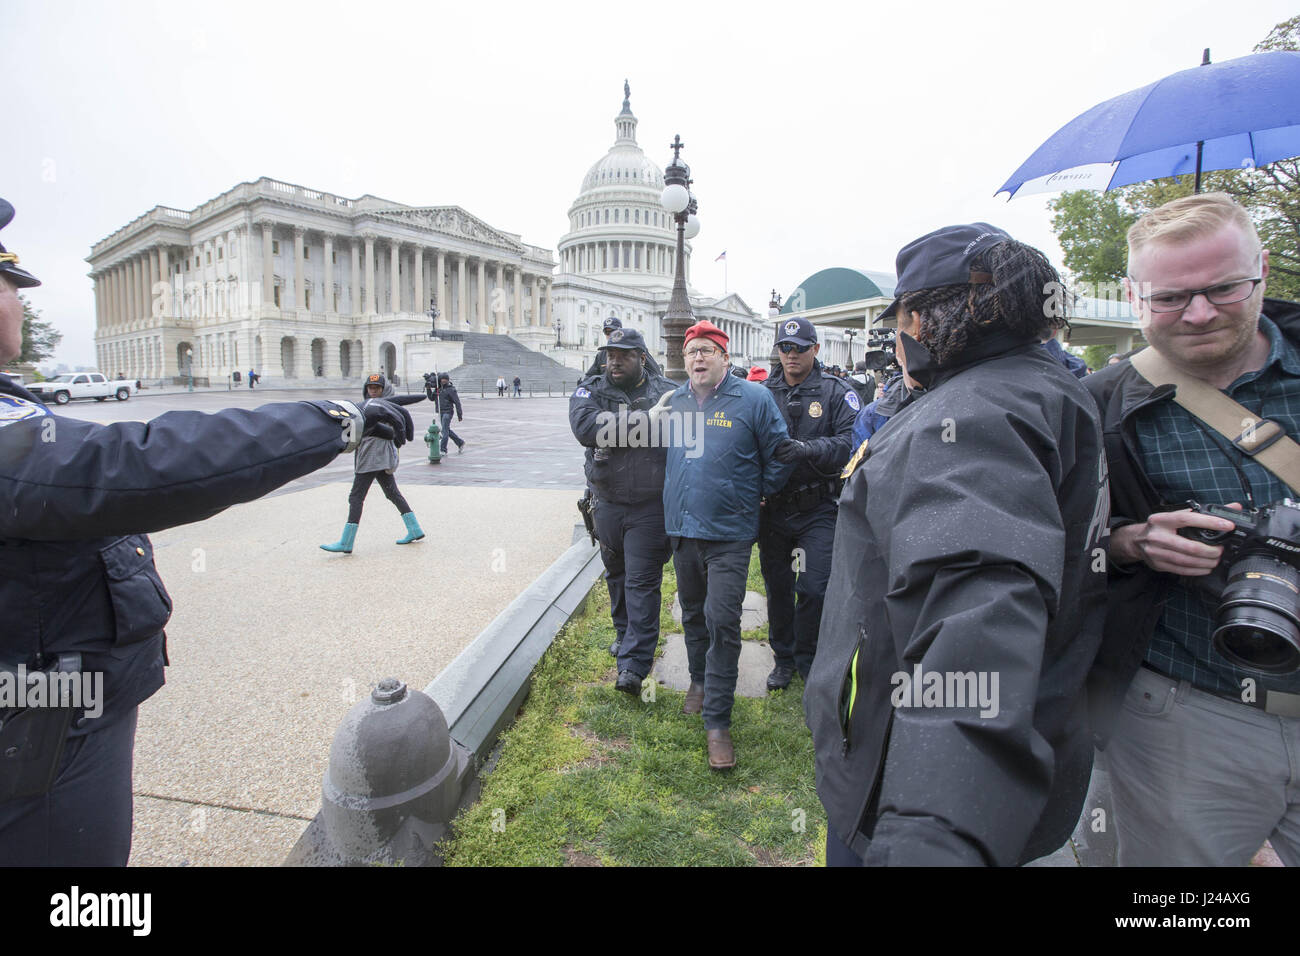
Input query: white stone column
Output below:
<box><xmin>363</xmin><ymin>235</ymin><xmax>376</xmax><ymax>314</ymax></box>
<box><xmin>349</xmin><ymin>240</ymin><xmax>360</xmax><ymax>315</ymax></box>
<box><xmin>293</xmin><ymin>228</ymin><xmax>306</xmax><ymax>310</ymax></box>
<box><xmin>476</xmin><ymin>258</ymin><xmax>487</xmax><ymax>330</ymax></box>
<box><xmin>323</xmin><ymin>235</ymin><xmax>334</xmax><ymax>313</ymax></box>
<box><xmin>112</xmin><ymin>266</ymin><xmax>122</xmax><ymax>330</ymax></box>
<box><xmin>158</xmin><ymin>247</ymin><xmax>171</xmax><ymax>317</ymax></box>
<box><xmin>456</xmin><ymin>255</ymin><xmax>467</xmax><ymax>327</ymax></box>
<box><xmin>513</xmin><ymin>268</ymin><xmax>523</xmax><ymax>329</ymax></box>
<box><xmin>530</xmin><ymin>277</ymin><xmax>539</xmax><ymax>327</ymax></box>
<box><xmin>389</xmin><ymin>240</ymin><xmax>401</xmax><ymax>314</ymax></box>
<box><xmin>145</xmin><ymin>249</ymin><xmax>157</xmax><ymax>325</ymax></box>
<box><xmin>413</xmin><ymin>247</ymin><xmax>423</xmax><ymax>317</ymax></box>
<box><xmin>494</xmin><ymin>262</ymin><xmax>505</xmax><ymax>330</ymax></box>
<box><xmin>436</xmin><ymin>250</ymin><xmax>446</xmax><ymax>326</ymax></box>
<box><xmin>259</xmin><ymin>223</ymin><xmax>273</xmax><ymax>307</ymax></box>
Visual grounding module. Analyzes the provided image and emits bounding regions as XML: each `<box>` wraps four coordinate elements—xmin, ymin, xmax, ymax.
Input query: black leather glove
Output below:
<box><xmin>362</xmin><ymin>400</ymin><xmax>414</xmax><ymax>446</ymax></box>
<box><xmin>629</xmin><ymin>396</ymin><xmax>653</xmax><ymax>411</ymax></box>
<box><xmin>774</xmin><ymin>438</ymin><xmax>811</xmax><ymax>463</ymax></box>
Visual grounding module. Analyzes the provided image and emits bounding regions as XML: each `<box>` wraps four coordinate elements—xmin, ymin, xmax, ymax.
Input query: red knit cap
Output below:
<box><xmin>683</xmin><ymin>320</ymin><xmax>728</xmax><ymax>352</ymax></box>
<box><xmin>746</xmin><ymin>365</ymin><xmax>768</xmax><ymax>381</ymax></box>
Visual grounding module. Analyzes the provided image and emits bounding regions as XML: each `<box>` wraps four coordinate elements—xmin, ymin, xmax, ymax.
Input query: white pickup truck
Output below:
<box><xmin>27</xmin><ymin>372</ymin><xmax>134</xmax><ymax>405</ymax></box>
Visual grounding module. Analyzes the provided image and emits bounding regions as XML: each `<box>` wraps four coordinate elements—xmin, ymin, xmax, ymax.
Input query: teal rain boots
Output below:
<box><xmin>321</xmin><ymin>523</ymin><xmax>359</xmax><ymax>554</ymax></box>
<box><xmin>396</xmin><ymin>512</ymin><xmax>425</xmax><ymax>545</ymax></box>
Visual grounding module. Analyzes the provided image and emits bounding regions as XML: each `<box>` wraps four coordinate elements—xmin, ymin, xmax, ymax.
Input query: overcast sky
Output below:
<box><xmin>4</xmin><ymin>0</ymin><xmax>1294</xmax><ymax>366</ymax></box>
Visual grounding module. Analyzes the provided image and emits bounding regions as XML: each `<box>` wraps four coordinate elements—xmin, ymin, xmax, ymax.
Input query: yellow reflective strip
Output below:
<box><xmin>848</xmin><ymin>646</ymin><xmax>860</xmax><ymax>721</ymax></box>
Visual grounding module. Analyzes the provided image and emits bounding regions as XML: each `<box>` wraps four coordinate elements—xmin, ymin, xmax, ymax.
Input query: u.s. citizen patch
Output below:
<box><xmin>573</xmin><ymin>387</ymin><xmax>591</xmax><ymax>398</ymax></box>
<box><xmin>845</xmin><ymin>390</ymin><xmax>861</xmax><ymax>411</ymax></box>
<box><xmin>0</xmin><ymin>394</ymin><xmax>48</xmax><ymax>427</ymax></box>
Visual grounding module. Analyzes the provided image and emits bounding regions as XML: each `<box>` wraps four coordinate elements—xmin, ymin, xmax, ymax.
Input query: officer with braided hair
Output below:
<box><xmin>806</xmin><ymin>224</ymin><xmax>1108</xmax><ymax>866</ymax></box>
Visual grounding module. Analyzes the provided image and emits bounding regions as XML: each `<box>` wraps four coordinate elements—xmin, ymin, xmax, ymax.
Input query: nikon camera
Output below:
<box><xmin>1179</xmin><ymin>499</ymin><xmax>1300</xmax><ymax>674</ymax></box>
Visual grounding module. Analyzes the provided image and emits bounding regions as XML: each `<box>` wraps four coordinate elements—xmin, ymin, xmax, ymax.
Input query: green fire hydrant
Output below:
<box><xmin>425</xmin><ymin>420</ymin><xmax>442</xmax><ymax>464</ymax></box>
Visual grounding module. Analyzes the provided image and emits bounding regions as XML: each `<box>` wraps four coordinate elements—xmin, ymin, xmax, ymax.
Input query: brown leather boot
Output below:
<box><xmin>706</xmin><ymin>728</ymin><xmax>735</xmax><ymax>770</ymax></box>
<box><xmin>682</xmin><ymin>681</ymin><xmax>705</xmax><ymax>715</ymax></box>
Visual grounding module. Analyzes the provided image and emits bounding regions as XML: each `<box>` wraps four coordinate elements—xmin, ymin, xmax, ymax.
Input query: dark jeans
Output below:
<box><xmin>440</xmin><ymin>412</ymin><xmax>463</xmax><ymax>452</ymax></box>
<box><xmin>0</xmin><ymin>707</ymin><xmax>138</xmax><ymax>866</ymax></box>
<box><xmin>348</xmin><ymin>470</ymin><xmax>411</xmax><ymax>523</ymax></box>
<box><xmin>758</xmin><ymin>501</ymin><xmax>837</xmax><ymax>678</ymax></box>
<box><xmin>594</xmin><ymin>497</ymin><xmax>670</xmax><ymax>679</ymax></box>
<box><xmin>672</xmin><ymin>536</ymin><xmax>752</xmax><ymax>730</ymax></box>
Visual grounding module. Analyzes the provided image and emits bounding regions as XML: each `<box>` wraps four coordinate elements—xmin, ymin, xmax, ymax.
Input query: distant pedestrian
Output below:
<box><xmin>496</xmin><ymin>375</ymin><xmax>506</xmax><ymax>397</ymax></box>
<box><xmin>429</xmin><ymin>372</ymin><xmax>465</xmax><ymax>454</ymax></box>
<box><xmin>248</xmin><ymin>368</ymin><xmax>257</xmax><ymax>389</ymax></box>
<box><xmin>512</xmin><ymin>375</ymin><xmax>521</xmax><ymax>397</ymax></box>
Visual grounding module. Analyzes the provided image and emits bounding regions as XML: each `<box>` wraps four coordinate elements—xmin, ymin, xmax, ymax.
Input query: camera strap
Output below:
<box><xmin>1130</xmin><ymin>348</ymin><xmax>1300</xmax><ymax>492</ymax></box>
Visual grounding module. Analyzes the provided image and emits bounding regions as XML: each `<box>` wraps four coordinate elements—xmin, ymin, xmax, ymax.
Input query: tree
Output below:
<box><xmin>1047</xmin><ymin>15</ymin><xmax>1300</xmax><ymax>301</ymax></box>
<box><xmin>18</xmin><ymin>293</ymin><xmax>62</xmax><ymax>364</ymax></box>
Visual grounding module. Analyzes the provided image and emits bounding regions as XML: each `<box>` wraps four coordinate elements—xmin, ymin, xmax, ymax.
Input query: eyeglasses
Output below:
<box><xmin>683</xmin><ymin>345</ymin><xmax>721</xmax><ymax>358</ymax></box>
<box><xmin>777</xmin><ymin>342</ymin><xmax>812</xmax><ymax>354</ymax></box>
<box><xmin>1135</xmin><ymin>277</ymin><xmax>1263</xmax><ymax>313</ymax></box>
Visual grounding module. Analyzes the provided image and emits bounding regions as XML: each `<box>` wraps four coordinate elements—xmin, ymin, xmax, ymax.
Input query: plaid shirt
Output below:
<box><xmin>1134</xmin><ymin>315</ymin><xmax>1300</xmax><ymax>696</ymax></box>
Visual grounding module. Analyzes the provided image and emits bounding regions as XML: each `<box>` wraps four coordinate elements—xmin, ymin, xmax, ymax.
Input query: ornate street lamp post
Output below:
<box><xmin>186</xmin><ymin>347</ymin><xmax>194</xmax><ymax>392</ymax></box>
<box><xmin>660</xmin><ymin>134</ymin><xmax>700</xmax><ymax>382</ymax></box>
<box><xmin>845</xmin><ymin>328</ymin><xmax>858</xmax><ymax>368</ymax></box>
<box><xmin>426</xmin><ymin>296</ymin><xmax>440</xmax><ymax>339</ymax></box>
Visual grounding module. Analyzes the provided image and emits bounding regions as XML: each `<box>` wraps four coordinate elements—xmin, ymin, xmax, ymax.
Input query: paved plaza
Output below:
<box><xmin>57</xmin><ymin>388</ymin><xmax>587</xmax><ymax>865</ymax></box>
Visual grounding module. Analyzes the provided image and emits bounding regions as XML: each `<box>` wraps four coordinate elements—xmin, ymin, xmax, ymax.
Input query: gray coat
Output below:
<box><xmin>355</xmin><ymin>380</ymin><xmax>399</xmax><ymax>474</ymax></box>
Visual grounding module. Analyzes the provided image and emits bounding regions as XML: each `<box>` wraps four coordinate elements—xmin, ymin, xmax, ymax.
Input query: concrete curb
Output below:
<box><xmin>427</xmin><ymin>536</ymin><xmax>604</xmax><ymax>762</ymax></box>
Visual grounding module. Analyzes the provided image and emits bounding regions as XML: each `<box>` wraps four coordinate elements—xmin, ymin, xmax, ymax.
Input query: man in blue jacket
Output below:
<box><xmin>663</xmin><ymin>320</ymin><xmax>792</xmax><ymax>769</ymax></box>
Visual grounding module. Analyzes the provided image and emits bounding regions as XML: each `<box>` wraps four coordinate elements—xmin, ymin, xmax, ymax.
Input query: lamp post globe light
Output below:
<box><xmin>660</xmin><ymin>134</ymin><xmax>698</xmax><ymax>382</ymax></box>
<box><xmin>186</xmin><ymin>347</ymin><xmax>194</xmax><ymax>392</ymax></box>
<box><xmin>768</xmin><ymin>290</ymin><xmax>782</xmax><ymax>364</ymax></box>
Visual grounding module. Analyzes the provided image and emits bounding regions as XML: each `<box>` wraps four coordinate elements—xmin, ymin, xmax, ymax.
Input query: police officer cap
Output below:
<box><xmin>775</xmin><ymin>315</ymin><xmax>817</xmax><ymax>347</ymax></box>
<box><xmin>0</xmin><ymin>199</ymin><xmax>41</xmax><ymax>288</ymax></box>
<box><xmin>600</xmin><ymin>327</ymin><xmax>647</xmax><ymax>352</ymax></box>
<box><xmin>880</xmin><ymin>222</ymin><xmax>1011</xmax><ymax>320</ymax></box>
<box><xmin>602</xmin><ymin>316</ymin><xmax>623</xmax><ymax>332</ymax></box>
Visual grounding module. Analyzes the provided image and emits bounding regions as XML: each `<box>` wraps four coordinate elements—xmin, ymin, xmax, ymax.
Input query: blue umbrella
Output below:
<box><xmin>998</xmin><ymin>50</ymin><xmax>1300</xmax><ymax>199</ymax></box>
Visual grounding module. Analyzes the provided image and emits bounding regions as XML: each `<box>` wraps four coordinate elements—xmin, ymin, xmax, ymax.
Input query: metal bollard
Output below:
<box><xmin>309</xmin><ymin>678</ymin><xmax>472</xmax><ymax>866</ymax></box>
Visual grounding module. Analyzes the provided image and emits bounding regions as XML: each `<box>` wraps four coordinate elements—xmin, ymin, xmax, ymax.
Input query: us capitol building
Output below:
<box><xmin>86</xmin><ymin>85</ymin><xmax>771</xmax><ymax>383</ymax></box>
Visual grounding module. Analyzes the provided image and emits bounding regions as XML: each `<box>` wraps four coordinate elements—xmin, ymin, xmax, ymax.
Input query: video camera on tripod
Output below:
<box><xmin>859</xmin><ymin>327</ymin><xmax>899</xmax><ymax>377</ymax></box>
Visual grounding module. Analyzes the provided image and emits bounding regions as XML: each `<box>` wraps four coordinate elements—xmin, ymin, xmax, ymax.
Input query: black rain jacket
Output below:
<box><xmin>805</xmin><ymin>331</ymin><xmax>1109</xmax><ymax>866</ymax></box>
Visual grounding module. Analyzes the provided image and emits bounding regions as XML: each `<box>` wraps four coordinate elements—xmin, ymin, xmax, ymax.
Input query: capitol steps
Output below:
<box><xmin>443</xmin><ymin>332</ymin><xmax>586</xmax><ymax>394</ymax></box>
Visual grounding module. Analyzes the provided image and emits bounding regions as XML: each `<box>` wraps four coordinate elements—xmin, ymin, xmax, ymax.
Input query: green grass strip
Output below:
<box><xmin>441</xmin><ymin>546</ymin><xmax>827</xmax><ymax>866</ymax></box>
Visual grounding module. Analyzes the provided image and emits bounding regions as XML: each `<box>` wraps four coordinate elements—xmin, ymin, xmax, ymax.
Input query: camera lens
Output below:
<box><xmin>1212</xmin><ymin>554</ymin><xmax>1300</xmax><ymax>674</ymax></box>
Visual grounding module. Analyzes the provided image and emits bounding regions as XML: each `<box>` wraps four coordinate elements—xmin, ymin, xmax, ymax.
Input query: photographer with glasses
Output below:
<box><xmin>758</xmin><ymin>317</ymin><xmax>857</xmax><ymax>691</ymax></box>
<box><xmin>662</xmin><ymin>320</ymin><xmax>792</xmax><ymax>769</ymax></box>
<box><xmin>1086</xmin><ymin>193</ymin><xmax>1300</xmax><ymax>866</ymax></box>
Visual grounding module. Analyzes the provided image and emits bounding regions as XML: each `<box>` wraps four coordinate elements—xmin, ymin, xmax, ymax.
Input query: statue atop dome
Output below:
<box><xmin>621</xmin><ymin>79</ymin><xmax>631</xmax><ymax>114</ymax></box>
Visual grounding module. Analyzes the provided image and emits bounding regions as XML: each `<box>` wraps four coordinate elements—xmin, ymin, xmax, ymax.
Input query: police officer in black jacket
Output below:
<box><xmin>760</xmin><ymin>316</ymin><xmax>858</xmax><ymax>689</ymax></box>
<box><xmin>569</xmin><ymin>328</ymin><xmax>674</xmax><ymax>694</ymax></box>
<box><xmin>0</xmin><ymin>198</ymin><xmax>411</xmax><ymax>865</ymax></box>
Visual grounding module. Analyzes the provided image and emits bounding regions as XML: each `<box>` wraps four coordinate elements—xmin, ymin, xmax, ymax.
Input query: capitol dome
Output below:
<box><xmin>558</xmin><ymin>82</ymin><xmax>686</xmax><ymax>292</ymax></box>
